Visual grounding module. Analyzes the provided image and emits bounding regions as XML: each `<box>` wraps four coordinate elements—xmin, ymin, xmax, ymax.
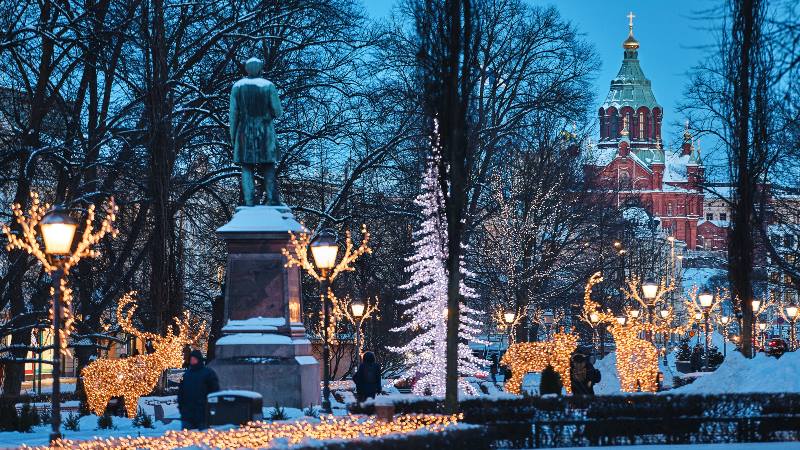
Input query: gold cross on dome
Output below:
<box><xmin>627</xmin><ymin>11</ymin><xmax>635</xmax><ymax>31</ymax></box>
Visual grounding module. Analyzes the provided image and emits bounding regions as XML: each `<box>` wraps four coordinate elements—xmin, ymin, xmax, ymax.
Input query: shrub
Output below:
<box><xmin>269</xmin><ymin>404</ymin><xmax>288</xmax><ymax>421</ymax></box>
<box><xmin>303</xmin><ymin>404</ymin><xmax>320</xmax><ymax>419</ymax></box>
<box><xmin>132</xmin><ymin>407</ymin><xmax>154</xmax><ymax>428</ymax></box>
<box><xmin>17</xmin><ymin>403</ymin><xmax>40</xmax><ymax>432</ymax></box>
<box><xmin>539</xmin><ymin>365</ymin><xmax>563</xmax><ymax>395</ymax></box>
<box><xmin>0</xmin><ymin>399</ymin><xmax>19</xmax><ymax>431</ymax></box>
<box><xmin>63</xmin><ymin>412</ymin><xmax>81</xmax><ymax>431</ymax></box>
<box><xmin>97</xmin><ymin>412</ymin><xmax>114</xmax><ymax>429</ymax></box>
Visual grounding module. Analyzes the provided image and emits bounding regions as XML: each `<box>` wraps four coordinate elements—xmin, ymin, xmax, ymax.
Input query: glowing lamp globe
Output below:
<box><xmin>694</xmin><ymin>312</ymin><xmax>703</xmax><ymax>321</ymax></box>
<box><xmin>616</xmin><ymin>316</ymin><xmax>627</xmax><ymax>326</ymax></box>
<box><xmin>642</xmin><ymin>280</ymin><xmax>658</xmax><ymax>300</ymax></box>
<box><xmin>751</xmin><ymin>299</ymin><xmax>761</xmax><ymax>313</ymax></box>
<box><xmin>351</xmin><ymin>301</ymin><xmax>365</xmax><ymax>318</ymax></box>
<box><xmin>758</xmin><ymin>322</ymin><xmax>767</xmax><ymax>331</ymax></box>
<box><xmin>543</xmin><ymin>311</ymin><xmax>554</xmax><ymax>325</ymax></box>
<box><xmin>668</xmin><ymin>236</ymin><xmax>675</xmax><ymax>243</ymax></box>
<box><xmin>660</xmin><ymin>309</ymin><xmax>669</xmax><ymax>319</ymax></box>
<box><xmin>40</xmin><ymin>207</ymin><xmax>78</xmax><ymax>255</ymax></box>
<box><xmin>699</xmin><ymin>292</ymin><xmax>714</xmax><ymax>308</ymax></box>
<box><xmin>786</xmin><ymin>305</ymin><xmax>798</xmax><ymax>319</ymax></box>
<box><xmin>589</xmin><ymin>312</ymin><xmax>600</xmax><ymax>324</ymax></box>
<box><xmin>310</xmin><ymin>229</ymin><xmax>338</xmax><ymax>270</ymax></box>
<box><xmin>630</xmin><ymin>309</ymin><xmax>640</xmax><ymax>319</ymax></box>
<box><xmin>503</xmin><ymin>311</ymin><xmax>516</xmax><ymax>325</ymax></box>
<box><xmin>720</xmin><ymin>316</ymin><xmax>731</xmax><ymax>325</ymax></box>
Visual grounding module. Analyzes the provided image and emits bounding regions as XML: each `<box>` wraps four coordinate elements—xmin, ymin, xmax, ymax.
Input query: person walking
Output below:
<box><xmin>353</xmin><ymin>351</ymin><xmax>381</xmax><ymax>402</ymax></box>
<box><xmin>569</xmin><ymin>349</ymin><xmax>601</xmax><ymax>395</ymax></box>
<box><xmin>489</xmin><ymin>354</ymin><xmax>499</xmax><ymax>385</ymax></box>
<box><xmin>178</xmin><ymin>350</ymin><xmax>219</xmax><ymax>430</ymax></box>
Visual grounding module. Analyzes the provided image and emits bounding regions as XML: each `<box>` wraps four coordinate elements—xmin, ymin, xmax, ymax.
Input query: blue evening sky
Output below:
<box><xmin>363</xmin><ymin>0</ymin><xmax>719</xmax><ymax>152</ymax></box>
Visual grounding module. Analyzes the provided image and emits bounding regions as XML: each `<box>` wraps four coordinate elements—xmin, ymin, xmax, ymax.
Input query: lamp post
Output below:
<box><xmin>659</xmin><ymin>308</ymin><xmax>671</xmax><ymax>364</ymax></box>
<box><xmin>503</xmin><ymin>310</ymin><xmax>516</xmax><ymax>346</ymax></box>
<box><xmin>543</xmin><ymin>310</ymin><xmax>554</xmax><ymax>339</ymax></box>
<box><xmin>40</xmin><ymin>207</ymin><xmax>79</xmax><ymax>442</ymax></box>
<box><xmin>786</xmin><ymin>305</ymin><xmax>798</xmax><ymax>350</ymax></box>
<box><xmin>589</xmin><ymin>312</ymin><xmax>600</xmax><ymax>359</ymax></box>
<box><xmin>719</xmin><ymin>316</ymin><xmax>731</xmax><ymax>357</ymax></box>
<box><xmin>699</xmin><ymin>291</ymin><xmax>713</xmax><ymax>370</ymax></box>
<box><xmin>310</xmin><ymin>229</ymin><xmax>339</xmax><ymax>414</ymax></box>
<box><xmin>757</xmin><ymin>322</ymin><xmax>768</xmax><ymax>350</ymax></box>
<box><xmin>351</xmin><ymin>300</ymin><xmax>365</xmax><ymax>366</ymax></box>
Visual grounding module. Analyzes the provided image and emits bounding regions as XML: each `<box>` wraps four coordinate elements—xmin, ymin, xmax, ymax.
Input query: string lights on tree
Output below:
<box><xmin>283</xmin><ymin>225</ymin><xmax>371</xmax><ymax>412</ymax></box>
<box><xmin>388</xmin><ymin>152</ymin><xmax>485</xmax><ymax>396</ymax></box>
<box><xmin>2</xmin><ymin>193</ymin><xmax>117</xmax><ymax>442</ymax></box>
<box><xmin>81</xmin><ymin>293</ymin><xmax>206</xmax><ymax>418</ymax></box>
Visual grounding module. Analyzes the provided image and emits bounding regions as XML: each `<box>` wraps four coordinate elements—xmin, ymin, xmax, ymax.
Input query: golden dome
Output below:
<box><xmin>623</xmin><ymin>33</ymin><xmax>640</xmax><ymax>50</ymax></box>
<box><xmin>623</xmin><ymin>11</ymin><xmax>639</xmax><ymax>50</ymax></box>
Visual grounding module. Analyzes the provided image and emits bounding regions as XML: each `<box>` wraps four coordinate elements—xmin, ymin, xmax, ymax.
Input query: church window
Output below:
<box><xmin>667</xmin><ymin>203</ymin><xmax>673</xmax><ymax>216</ymax></box>
<box><xmin>638</xmin><ymin>112</ymin><xmax>645</xmax><ymax>139</ymax></box>
<box><xmin>611</xmin><ymin>112</ymin><xmax>619</xmax><ymax>137</ymax></box>
<box><xmin>706</xmin><ymin>213</ymin><xmax>713</xmax><ymax>220</ymax></box>
<box><xmin>720</xmin><ymin>213</ymin><xmax>727</xmax><ymax>221</ymax></box>
<box><xmin>619</xmin><ymin>171</ymin><xmax>632</xmax><ymax>189</ymax></box>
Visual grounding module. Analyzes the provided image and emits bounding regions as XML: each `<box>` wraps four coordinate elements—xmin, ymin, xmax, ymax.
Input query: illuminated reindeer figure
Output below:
<box><xmin>82</xmin><ymin>293</ymin><xmax>205</xmax><ymax>418</ymax></box>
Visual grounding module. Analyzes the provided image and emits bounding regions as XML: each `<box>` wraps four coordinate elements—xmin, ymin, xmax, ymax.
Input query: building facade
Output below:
<box><xmin>585</xmin><ymin>18</ymin><xmax>706</xmax><ymax>250</ymax></box>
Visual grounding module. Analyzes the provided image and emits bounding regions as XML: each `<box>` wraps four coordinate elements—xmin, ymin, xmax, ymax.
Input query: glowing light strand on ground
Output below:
<box><xmin>81</xmin><ymin>292</ymin><xmax>205</xmax><ymax>418</ymax></box>
<box><xmin>27</xmin><ymin>414</ymin><xmax>463</xmax><ymax>450</ymax></box>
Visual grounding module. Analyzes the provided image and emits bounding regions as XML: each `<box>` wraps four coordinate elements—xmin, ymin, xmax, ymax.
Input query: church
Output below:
<box><xmin>584</xmin><ymin>14</ymin><xmax>706</xmax><ymax>250</ymax></box>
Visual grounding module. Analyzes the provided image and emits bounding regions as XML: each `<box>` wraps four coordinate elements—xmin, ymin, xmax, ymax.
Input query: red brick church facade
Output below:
<box><xmin>584</xmin><ymin>19</ymin><xmax>707</xmax><ymax>250</ymax></box>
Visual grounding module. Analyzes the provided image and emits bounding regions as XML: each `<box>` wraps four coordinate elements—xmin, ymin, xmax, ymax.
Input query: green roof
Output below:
<box><xmin>602</xmin><ymin>47</ymin><xmax>660</xmax><ymax>110</ymax></box>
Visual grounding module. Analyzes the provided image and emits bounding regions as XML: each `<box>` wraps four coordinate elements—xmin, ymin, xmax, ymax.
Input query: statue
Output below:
<box><xmin>230</xmin><ymin>57</ymin><xmax>283</xmax><ymax>206</ymax></box>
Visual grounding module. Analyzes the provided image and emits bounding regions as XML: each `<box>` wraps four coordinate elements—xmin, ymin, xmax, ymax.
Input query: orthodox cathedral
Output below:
<box><xmin>584</xmin><ymin>14</ymin><xmax>708</xmax><ymax>250</ymax></box>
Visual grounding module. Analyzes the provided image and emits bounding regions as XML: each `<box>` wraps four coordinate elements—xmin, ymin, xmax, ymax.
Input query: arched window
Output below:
<box><xmin>619</xmin><ymin>171</ymin><xmax>632</xmax><ymax>190</ymax></box>
<box><xmin>638</xmin><ymin>111</ymin><xmax>645</xmax><ymax>139</ymax></box>
<box><xmin>610</xmin><ymin>111</ymin><xmax>619</xmax><ymax>137</ymax></box>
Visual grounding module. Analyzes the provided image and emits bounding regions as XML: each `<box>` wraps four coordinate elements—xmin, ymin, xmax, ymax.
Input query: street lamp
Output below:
<box><xmin>699</xmin><ymin>291</ymin><xmax>713</xmax><ymax>370</ymax></box>
<box><xmin>659</xmin><ymin>309</ymin><xmax>670</xmax><ymax>319</ymax></box>
<box><xmin>719</xmin><ymin>316</ymin><xmax>731</xmax><ymax>356</ymax></box>
<box><xmin>310</xmin><ymin>229</ymin><xmax>338</xmax><ymax>414</ymax></box>
<box><xmin>642</xmin><ymin>279</ymin><xmax>659</xmax><ymax>300</ymax></box>
<box><xmin>751</xmin><ymin>299</ymin><xmax>761</xmax><ymax>314</ymax></box>
<box><xmin>616</xmin><ymin>315</ymin><xmax>627</xmax><ymax>326</ymax></box>
<box><xmin>543</xmin><ymin>310</ymin><xmax>554</xmax><ymax>338</ymax></box>
<box><xmin>786</xmin><ymin>305</ymin><xmax>798</xmax><ymax>350</ymax></box>
<box><xmin>351</xmin><ymin>300</ymin><xmax>365</xmax><ymax>365</ymax></box>
<box><xmin>41</xmin><ymin>207</ymin><xmax>78</xmax><ymax>442</ymax></box>
<box><xmin>503</xmin><ymin>310</ymin><xmax>516</xmax><ymax>346</ymax></box>
<box><xmin>757</xmin><ymin>322</ymin><xmax>768</xmax><ymax>350</ymax></box>
<box><xmin>630</xmin><ymin>308</ymin><xmax>641</xmax><ymax>319</ymax></box>
<box><xmin>589</xmin><ymin>312</ymin><xmax>600</xmax><ymax>359</ymax></box>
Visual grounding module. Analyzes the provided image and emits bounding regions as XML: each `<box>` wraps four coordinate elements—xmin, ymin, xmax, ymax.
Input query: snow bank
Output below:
<box><xmin>215</xmin><ymin>333</ymin><xmax>292</xmax><ymax>345</ymax></box>
<box><xmin>668</xmin><ymin>350</ymin><xmax>800</xmax><ymax>394</ymax></box>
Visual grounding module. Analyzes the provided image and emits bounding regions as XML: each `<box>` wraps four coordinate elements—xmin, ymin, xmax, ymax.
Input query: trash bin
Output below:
<box><xmin>207</xmin><ymin>390</ymin><xmax>263</xmax><ymax>426</ymax></box>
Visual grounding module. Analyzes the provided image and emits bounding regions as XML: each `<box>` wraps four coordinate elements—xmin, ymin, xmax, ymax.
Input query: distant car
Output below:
<box><xmin>766</xmin><ymin>338</ymin><xmax>788</xmax><ymax>358</ymax></box>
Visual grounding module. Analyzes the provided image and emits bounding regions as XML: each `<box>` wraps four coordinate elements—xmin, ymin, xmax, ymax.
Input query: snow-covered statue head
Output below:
<box><xmin>230</xmin><ymin>56</ymin><xmax>283</xmax><ymax>206</ymax></box>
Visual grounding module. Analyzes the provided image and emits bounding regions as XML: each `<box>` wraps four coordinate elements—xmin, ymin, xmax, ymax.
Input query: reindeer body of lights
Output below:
<box><xmin>500</xmin><ymin>332</ymin><xmax>578</xmax><ymax>394</ymax></box>
<box><xmin>82</xmin><ymin>293</ymin><xmax>205</xmax><ymax>418</ymax></box>
<box><xmin>582</xmin><ymin>273</ymin><xmax>699</xmax><ymax>393</ymax></box>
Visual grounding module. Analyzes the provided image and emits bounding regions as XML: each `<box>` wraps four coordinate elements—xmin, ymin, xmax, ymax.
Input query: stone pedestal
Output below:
<box><xmin>208</xmin><ymin>206</ymin><xmax>320</xmax><ymax>408</ymax></box>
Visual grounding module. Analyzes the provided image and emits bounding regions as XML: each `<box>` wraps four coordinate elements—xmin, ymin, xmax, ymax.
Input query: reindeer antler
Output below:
<box><xmin>117</xmin><ymin>292</ymin><xmax>160</xmax><ymax>343</ymax></box>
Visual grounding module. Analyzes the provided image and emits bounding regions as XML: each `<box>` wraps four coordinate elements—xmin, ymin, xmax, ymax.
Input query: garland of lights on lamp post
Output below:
<box><xmin>282</xmin><ymin>226</ymin><xmax>371</xmax><ymax>414</ymax></box>
<box><xmin>2</xmin><ymin>193</ymin><xmax>117</xmax><ymax>443</ymax></box>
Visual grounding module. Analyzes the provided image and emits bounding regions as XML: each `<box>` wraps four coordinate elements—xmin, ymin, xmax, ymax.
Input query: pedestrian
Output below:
<box><xmin>178</xmin><ymin>350</ymin><xmax>219</xmax><ymax>430</ymax></box>
<box><xmin>569</xmin><ymin>349</ymin><xmax>601</xmax><ymax>395</ymax></box>
<box><xmin>353</xmin><ymin>351</ymin><xmax>382</xmax><ymax>402</ymax></box>
<box><xmin>489</xmin><ymin>354</ymin><xmax>499</xmax><ymax>385</ymax></box>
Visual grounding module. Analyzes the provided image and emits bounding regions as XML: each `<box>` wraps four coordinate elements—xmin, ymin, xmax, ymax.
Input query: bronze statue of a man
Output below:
<box><xmin>230</xmin><ymin>57</ymin><xmax>283</xmax><ymax>206</ymax></box>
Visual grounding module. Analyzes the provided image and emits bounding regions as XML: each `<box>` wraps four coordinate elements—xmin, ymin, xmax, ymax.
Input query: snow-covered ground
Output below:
<box><xmin>669</xmin><ymin>350</ymin><xmax>800</xmax><ymax>394</ymax></box>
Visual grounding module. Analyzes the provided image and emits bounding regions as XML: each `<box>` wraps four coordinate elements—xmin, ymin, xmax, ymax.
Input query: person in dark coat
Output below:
<box><xmin>353</xmin><ymin>351</ymin><xmax>382</xmax><ymax>402</ymax></box>
<box><xmin>569</xmin><ymin>351</ymin><xmax>601</xmax><ymax>395</ymax></box>
<box><xmin>178</xmin><ymin>350</ymin><xmax>219</xmax><ymax>429</ymax></box>
<box><xmin>489</xmin><ymin>354</ymin><xmax>499</xmax><ymax>384</ymax></box>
